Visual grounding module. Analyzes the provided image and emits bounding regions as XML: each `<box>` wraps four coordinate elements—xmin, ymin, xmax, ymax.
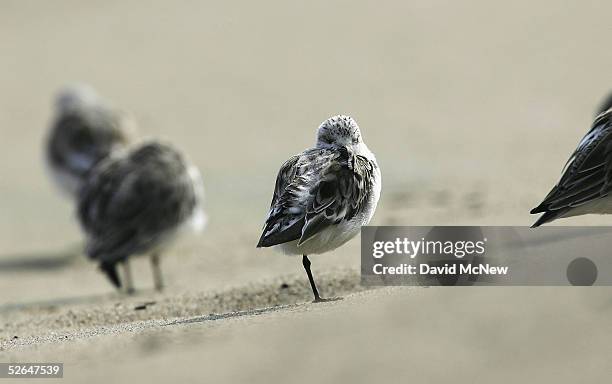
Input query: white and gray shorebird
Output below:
<box><xmin>531</xmin><ymin>95</ymin><xmax>612</xmax><ymax>227</ymax></box>
<box><xmin>257</xmin><ymin>115</ymin><xmax>381</xmax><ymax>302</ymax></box>
<box><xmin>77</xmin><ymin>141</ymin><xmax>205</xmax><ymax>292</ymax></box>
<box><xmin>45</xmin><ymin>84</ymin><xmax>136</xmax><ymax>198</ymax></box>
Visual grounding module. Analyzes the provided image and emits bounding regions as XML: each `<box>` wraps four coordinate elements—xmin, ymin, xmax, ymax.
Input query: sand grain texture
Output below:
<box><xmin>1</xmin><ymin>0</ymin><xmax>612</xmax><ymax>383</ymax></box>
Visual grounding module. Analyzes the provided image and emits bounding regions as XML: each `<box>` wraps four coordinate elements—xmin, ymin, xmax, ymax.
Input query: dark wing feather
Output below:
<box><xmin>531</xmin><ymin>110</ymin><xmax>612</xmax><ymax>226</ymax></box>
<box><xmin>256</xmin><ymin>154</ymin><xmax>304</xmax><ymax>247</ymax></box>
<box><xmin>299</xmin><ymin>148</ymin><xmax>375</xmax><ymax>245</ymax></box>
<box><xmin>257</xmin><ymin>147</ymin><xmax>376</xmax><ymax>247</ymax></box>
<box><xmin>78</xmin><ymin>143</ymin><xmax>196</xmax><ymax>262</ymax></box>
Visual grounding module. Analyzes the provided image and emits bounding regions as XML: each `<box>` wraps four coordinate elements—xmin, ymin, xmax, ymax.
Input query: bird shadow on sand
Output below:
<box><xmin>164</xmin><ymin>303</ymin><xmax>304</xmax><ymax>327</ymax></box>
<box><xmin>0</xmin><ymin>243</ymin><xmax>83</xmax><ymax>273</ymax></box>
<box><xmin>0</xmin><ymin>292</ymin><xmax>119</xmax><ymax>313</ymax></box>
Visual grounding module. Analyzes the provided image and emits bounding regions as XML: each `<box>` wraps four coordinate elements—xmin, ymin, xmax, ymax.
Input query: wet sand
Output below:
<box><xmin>2</xmin><ymin>0</ymin><xmax>612</xmax><ymax>382</ymax></box>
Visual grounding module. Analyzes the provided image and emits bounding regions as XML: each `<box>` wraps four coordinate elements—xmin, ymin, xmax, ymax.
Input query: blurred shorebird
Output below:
<box><xmin>45</xmin><ymin>84</ymin><xmax>136</xmax><ymax>198</ymax></box>
<box><xmin>77</xmin><ymin>141</ymin><xmax>205</xmax><ymax>293</ymax></box>
<box><xmin>531</xmin><ymin>93</ymin><xmax>612</xmax><ymax>227</ymax></box>
<box><xmin>257</xmin><ymin>115</ymin><xmax>381</xmax><ymax>302</ymax></box>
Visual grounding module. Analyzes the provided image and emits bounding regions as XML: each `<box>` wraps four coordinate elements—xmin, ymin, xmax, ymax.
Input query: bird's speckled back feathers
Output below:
<box><xmin>78</xmin><ymin>142</ymin><xmax>198</xmax><ymax>262</ymax></box>
<box><xmin>257</xmin><ymin>146</ymin><xmax>377</xmax><ymax>247</ymax></box>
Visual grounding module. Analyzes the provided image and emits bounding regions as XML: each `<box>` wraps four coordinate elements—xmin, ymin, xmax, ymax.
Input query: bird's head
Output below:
<box><xmin>54</xmin><ymin>83</ymin><xmax>101</xmax><ymax>113</ymax></box>
<box><xmin>316</xmin><ymin>115</ymin><xmax>363</xmax><ymax>149</ymax></box>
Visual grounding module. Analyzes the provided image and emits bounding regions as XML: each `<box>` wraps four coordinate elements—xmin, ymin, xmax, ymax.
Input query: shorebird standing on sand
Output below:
<box><xmin>531</xmin><ymin>96</ymin><xmax>612</xmax><ymax>227</ymax></box>
<box><xmin>45</xmin><ymin>84</ymin><xmax>136</xmax><ymax>198</ymax></box>
<box><xmin>257</xmin><ymin>115</ymin><xmax>381</xmax><ymax>302</ymax></box>
<box><xmin>77</xmin><ymin>141</ymin><xmax>206</xmax><ymax>293</ymax></box>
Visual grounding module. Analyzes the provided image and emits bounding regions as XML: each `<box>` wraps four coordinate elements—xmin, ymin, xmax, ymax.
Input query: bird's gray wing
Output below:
<box><xmin>299</xmin><ymin>148</ymin><xmax>376</xmax><ymax>245</ymax></box>
<box><xmin>256</xmin><ymin>153</ymin><xmax>305</xmax><ymax>247</ymax></box>
<box><xmin>531</xmin><ymin>110</ymin><xmax>612</xmax><ymax>226</ymax></box>
<box><xmin>257</xmin><ymin>147</ymin><xmax>376</xmax><ymax>247</ymax></box>
<box><xmin>78</xmin><ymin>143</ymin><xmax>196</xmax><ymax>262</ymax></box>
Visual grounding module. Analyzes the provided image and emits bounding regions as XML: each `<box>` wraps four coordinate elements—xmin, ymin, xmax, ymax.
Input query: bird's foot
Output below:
<box><xmin>312</xmin><ymin>296</ymin><xmax>343</xmax><ymax>303</ymax></box>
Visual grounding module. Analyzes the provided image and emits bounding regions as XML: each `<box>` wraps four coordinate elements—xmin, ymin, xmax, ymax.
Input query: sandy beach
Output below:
<box><xmin>2</xmin><ymin>0</ymin><xmax>612</xmax><ymax>382</ymax></box>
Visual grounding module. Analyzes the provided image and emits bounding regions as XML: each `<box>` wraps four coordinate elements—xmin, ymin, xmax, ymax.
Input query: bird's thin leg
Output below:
<box><xmin>150</xmin><ymin>253</ymin><xmax>164</xmax><ymax>292</ymax></box>
<box><xmin>122</xmin><ymin>260</ymin><xmax>135</xmax><ymax>295</ymax></box>
<box><xmin>302</xmin><ymin>255</ymin><xmax>325</xmax><ymax>302</ymax></box>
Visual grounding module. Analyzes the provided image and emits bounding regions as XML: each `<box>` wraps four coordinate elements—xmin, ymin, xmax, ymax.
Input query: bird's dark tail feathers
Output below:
<box><xmin>530</xmin><ymin>209</ymin><xmax>568</xmax><ymax>228</ymax></box>
<box><xmin>99</xmin><ymin>261</ymin><xmax>121</xmax><ymax>289</ymax></box>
